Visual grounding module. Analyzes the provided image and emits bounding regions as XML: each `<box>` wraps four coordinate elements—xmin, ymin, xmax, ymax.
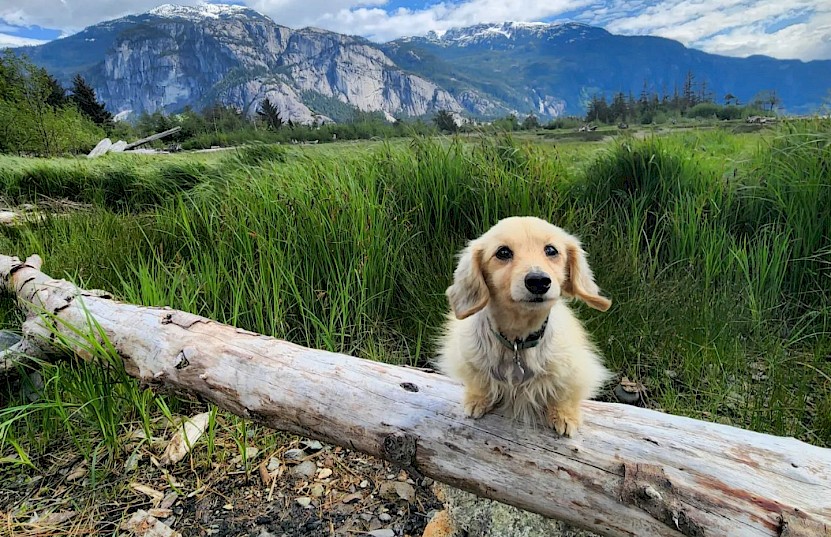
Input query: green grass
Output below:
<box><xmin>1</xmin><ymin>123</ymin><xmax>830</xmax><ymax>511</ymax></box>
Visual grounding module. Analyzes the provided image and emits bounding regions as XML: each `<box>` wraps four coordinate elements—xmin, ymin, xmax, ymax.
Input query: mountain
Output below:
<box><xmin>13</xmin><ymin>4</ymin><xmax>478</xmax><ymax>123</ymax></box>
<box><xmin>11</xmin><ymin>7</ymin><xmax>831</xmax><ymax>122</ymax></box>
<box><xmin>383</xmin><ymin>21</ymin><xmax>831</xmax><ymax>117</ymax></box>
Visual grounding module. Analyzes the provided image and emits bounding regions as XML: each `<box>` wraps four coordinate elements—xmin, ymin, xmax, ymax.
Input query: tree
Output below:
<box><xmin>521</xmin><ymin>114</ymin><xmax>540</xmax><ymax>130</ymax></box>
<box><xmin>70</xmin><ymin>74</ymin><xmax>113</xmax><ymax>128</ymax></box>
<box><xmin>256</xmin><ymin>97</ymin><xmax>283</xmax><ymax>130</ymax></box>
<box><xmin>609</xmin><ymin>92</ymin><xmax>627</xmax><ymax>122</ymax></box>
<box><xmin>44</xmin><ymin>73</ymin><xmax>68</xmax><ymax>108</ymax></box>
<box><xmin>433</xmin><ymin>109</ymin><xmax>457</xmax><ymax>133</ymax></box>
<box><xmin>0</xmin><ymin>53</ymin><xmax>103</xmax><ymax>155</ymax></box>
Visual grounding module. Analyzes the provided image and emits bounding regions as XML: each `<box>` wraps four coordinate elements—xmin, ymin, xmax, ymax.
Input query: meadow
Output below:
<box><xmin>0</xmin><ymin>122</ymin><xmax>829</xmax><ymax>532</ymax></box>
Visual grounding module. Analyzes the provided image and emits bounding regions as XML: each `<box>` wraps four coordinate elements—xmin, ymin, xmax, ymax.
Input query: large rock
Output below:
<box><xmin>426</xmin><ymin>483</ymin><xmax>600</xmax><ymax>537</ymax></box>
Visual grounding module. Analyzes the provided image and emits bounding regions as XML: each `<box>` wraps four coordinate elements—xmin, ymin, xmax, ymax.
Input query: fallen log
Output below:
<box><xmin>1</xmin><ymin>253</ymin><xmax>830</xmax><ymax>537</ymax></box>
<box><xmin>124</xmin><ymin>127</ymin><xmax>182</xmax><ymax>150</ymax></box>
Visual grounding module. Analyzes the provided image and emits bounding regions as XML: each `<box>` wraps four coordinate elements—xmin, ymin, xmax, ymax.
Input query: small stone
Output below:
<box><xmin>284</xmin><ymin>448</ymin><xmax>305</xmax><ymax>460</ymax></box>
<box><xmin>359</xmin><ymin>480</ymin><xmax>370</xmax><ymax>488</ymax></box>
<box><xmin>267</xmin><ymin>458</ymin><xmax>281</xmax><ymax>472</ymax></box>
<box><xmin>223</xmin><ymin>503</ymin><xmax>233</xmax><ymax>510</ymax></box>
<box><xmin>380</xmin><ymin>482</ymin><xmax>415</xmax><ymax>503</ymax></box>
<box><xmin>290</xmin><ymin>461</ymin><xmax>317</xmax><ymax>480</ymax></box>
<box><xmin>378</xmin><ymin>513</ymin><xmax>391</xmax><ymax>522</ymax></box>
<box><xmin>341</xmin><ymin>492</ymin><xmax>363</xmax><ymax>504</ymax></box>
<box><xmin>302</xmin><ymin>440</ymin><xmax>323</xmax><ymax>451</ymax></box>
<box><xmin>406</xmin><ymin>478</ymin><xmax>415</xmax><ymax>485</ymax></box>
<box><xmin>360</xmin><ymin>513</ymin><xmax>373</xmax><ymax>522</ymax></box>
<box><xmin>295</xmin><ymin>497</ymin><xmax>312</xmax><ymax>508</ymax></box>
<box><xmin>368</xmin><ymin>530</ymin><xmax>395</xmax><ymax>537</ymax></box>
<box><xmin>317</xmin><ymin>468</ymin><xmax>332</xmax><ymax>479</ymax></box>
<box><xmin>310</xmin><ymin>484</ymin><xmax>324</xmax><ymax>498</ymax></box>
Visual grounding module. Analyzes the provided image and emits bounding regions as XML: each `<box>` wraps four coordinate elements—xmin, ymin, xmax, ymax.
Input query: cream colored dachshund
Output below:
<box><xmin>435</xmin><ymin>216</ymin><xmax>612</xmax><ymax>436</ymax></box>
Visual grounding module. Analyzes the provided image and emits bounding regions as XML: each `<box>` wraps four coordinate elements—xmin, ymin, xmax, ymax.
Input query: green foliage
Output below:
<box><xmin>521</xmin><ymin>114</ymin><xmax>540</xmax><ymax>130</ymax></box>
<box><xmin>433</xmin><ymin>109</ymin><xmax>458</xmax><ymax>133</ymax></box>
<box><xmin>0</xmin><ymin>52</ymin><xmax>106</xmax><ymax>155</ymax></box>
<box><xmin>687</xmin><ymin>102</ymin><xmax>721</xmax><ymax>118</ymax></box>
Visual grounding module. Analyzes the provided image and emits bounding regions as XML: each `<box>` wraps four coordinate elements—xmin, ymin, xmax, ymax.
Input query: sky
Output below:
<box><xmin>1</xmin><ymin>0</ymin><xmax>829</xmax><ymax>61</ymax></box>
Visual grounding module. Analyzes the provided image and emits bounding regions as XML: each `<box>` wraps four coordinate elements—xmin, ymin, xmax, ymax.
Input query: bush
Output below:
<box><xmin>686</xmin><ymin>102</ymin><xmax>721</xmax><ymax>119</ymax></box>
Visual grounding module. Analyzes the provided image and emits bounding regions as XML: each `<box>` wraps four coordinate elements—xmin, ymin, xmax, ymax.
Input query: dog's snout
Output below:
<box><xmin>524</xmin><ymin>272</ymin><xmax>551</xmax><ymax>295</ymax></box>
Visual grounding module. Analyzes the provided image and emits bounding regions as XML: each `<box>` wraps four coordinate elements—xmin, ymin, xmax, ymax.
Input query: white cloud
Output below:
<box><xmin>599</xmin><ymin>0</ymin><xmax>831</xmax><ymax>60</ymax></box>
<box><xmin>296</xmin><ymin>0</ymin><xmax>593</xmax><ymax>41</ymax></box>
<box><xmin>0</xmin><ymin>1</ymin><xmax>203</xmax><ymax>34</ymax></box>
<box><xmin>0</xmin><ymin>32</ymin><xmax>49</xmax><ymax>48</ymax></box>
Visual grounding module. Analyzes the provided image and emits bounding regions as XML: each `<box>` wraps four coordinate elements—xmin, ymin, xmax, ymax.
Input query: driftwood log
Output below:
<box><xmin>1</xmin><ymin>253</ymin><xmax>830</xmax><ymax>537</ymax></box>
<box><xmin>124</xmin><ymin>127</ymin><xmax>182</xmax><ymax>150</ymax></box>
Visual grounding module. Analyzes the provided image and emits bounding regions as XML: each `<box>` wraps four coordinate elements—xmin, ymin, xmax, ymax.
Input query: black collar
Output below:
<box><xmin>488</xmin><ymin>318</ymin><xmax>549</xmax><ymax>354</ymax></box>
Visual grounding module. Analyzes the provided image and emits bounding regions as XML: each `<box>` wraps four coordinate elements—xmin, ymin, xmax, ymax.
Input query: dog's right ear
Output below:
<box><xmin>446</xmin><ymin>242</ymin><xmax>489</xmax><ymax>320</ymax></box>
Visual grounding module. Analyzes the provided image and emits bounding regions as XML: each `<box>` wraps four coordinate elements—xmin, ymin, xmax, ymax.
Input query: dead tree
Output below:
<box><xmin>1</xmin><ymin>253</ymin><xmax>830</xmax><ymax>537</ymax></box>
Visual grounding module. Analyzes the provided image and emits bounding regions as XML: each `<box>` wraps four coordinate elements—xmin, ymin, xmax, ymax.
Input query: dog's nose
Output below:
<box><xmin>524</xmin><ymin>272</ymin><xmax>551</xmax><ymax>295</ymax></box>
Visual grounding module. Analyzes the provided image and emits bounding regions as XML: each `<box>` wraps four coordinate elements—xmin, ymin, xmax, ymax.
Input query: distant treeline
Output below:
<box><xmin>583</xmin><ymin>71</ymin><xmax>777</xmax><ymax>125</ymax></box>
<box><xmin>131</xmin><ymin>100</ymin><xmax>438</xmax><ymax>150</ymax></box>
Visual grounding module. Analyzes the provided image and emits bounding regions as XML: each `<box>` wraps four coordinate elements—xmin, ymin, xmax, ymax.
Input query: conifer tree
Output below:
<box><xmin>70</xmin><ymin>74</ymin><xmax>113</xmax><ymax>127</ymax></box>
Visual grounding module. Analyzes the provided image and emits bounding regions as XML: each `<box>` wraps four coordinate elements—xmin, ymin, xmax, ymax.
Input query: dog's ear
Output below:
<box><xmin>562</xmin><ymin>237</ymin><xmax>611</xmax><ymax>312</ymax></box>
<box><xmin>446</xmin><ymin>242</ymin><xmax>489</xmax><ymax>319</ymax></box>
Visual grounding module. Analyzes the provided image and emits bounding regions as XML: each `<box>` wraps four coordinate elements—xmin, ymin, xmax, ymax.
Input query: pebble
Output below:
<box><xmin>302</xmin><ymin>440</ymin><xmax>323</xmax><ymax>451</ymax></box>
<box><xmin>284</xmin><ymin>448</ymin><xmax>305</xmax><ymax>460</ymax></box>
<box><xmin>380</xmin><ymin>481</ymin><xmax>415</xmax><ymax>503</ymax></box>
<box><xmin>368</xmin><ymin>530</ymin><xmax>395</xmax><ymax>537</ymax></box>
<box><xmin>360</xmin><ymin>513</ymin><xmax>373</xmax><ymax>522</ymax></box>
<box><xmin>295</xmin><ymin>497</ymin><xmax>312</xmax><ymax>508</ymax></box>
<box><xmin>378</xmin><ymin>513</ymin><xmax>391</xmax><ymax>522</ymax></box>
<box><xmin>310</xmin><ymin>484</ymin><xmax>324</xmax><ymax>498</ymax></box>
<box><xmin>359</xmin><ymin>480</ymin><xmax>370</xmax><ymax>488</ymax></box>
<box><xmin>290</xmin><ymin>461</ymin><xmax>317</xmax><ymax>480</ymax></box>
<box><xmin>317</xmin><ymin>468</ymin><xmax>332</xmax><ymax>479</ymax></box>
<box><xmin>267</xmin><ymin>458</ymin><xmax>280</xmax><ymax>472</ymax></box>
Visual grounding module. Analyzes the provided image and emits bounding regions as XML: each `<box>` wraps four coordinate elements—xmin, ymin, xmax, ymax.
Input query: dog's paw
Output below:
<box><xmin>463</xmin><ymin>392</ymin><xmax>494</xmax><ymax>419</ymax></box>
<box><xmin>546</xmin><ymin>402</ymin><xmax>583</xmax><ymax>437</ymax></box>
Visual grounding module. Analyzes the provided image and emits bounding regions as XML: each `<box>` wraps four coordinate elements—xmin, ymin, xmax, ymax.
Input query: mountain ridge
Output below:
<box><xmin>11</xmin><ymin>5</ymin><xmax>831</xmax><ymax>122</ymax></box>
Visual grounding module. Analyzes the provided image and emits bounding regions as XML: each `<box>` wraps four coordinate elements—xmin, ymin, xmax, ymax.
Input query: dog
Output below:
<box><xmin>434</xmin><ymin>216</ymin><xmax>613</xmax><ymax>436</ymax></box>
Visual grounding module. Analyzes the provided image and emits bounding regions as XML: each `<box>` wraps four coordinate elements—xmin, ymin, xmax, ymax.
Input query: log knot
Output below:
<box><xmin>621</xmin><ymin>462</ymin><xmax>705</xmax><ymax>537</ymax></box>
<box><xmin>382</xmin><ymin>431</ymin><xmax>422</xmax><ymax>480</ymax></box>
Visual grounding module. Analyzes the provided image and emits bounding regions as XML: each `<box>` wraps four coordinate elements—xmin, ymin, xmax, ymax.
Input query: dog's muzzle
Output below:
<box><xmin>524</xmin><ymin>271</ymin><xmax>551</xmax><ymax>296</ymax></box>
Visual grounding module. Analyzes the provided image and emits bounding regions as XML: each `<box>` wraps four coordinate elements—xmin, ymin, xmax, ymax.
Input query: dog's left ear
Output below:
<box><xmin>562</xmin><ymin>237</ymin><xmax>611</xmax><ymax>312</ymax></box>
<box><xmin>446</xmin><ymin>241</ymin><xmax>489</xmax><ymax>320</ymax></box>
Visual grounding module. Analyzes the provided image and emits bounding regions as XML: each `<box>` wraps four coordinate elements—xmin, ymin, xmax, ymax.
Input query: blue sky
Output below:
<box><xmin>1</xmin><ymin>0</ymin><xmax>830</xmax><ymax>61</ymax></box>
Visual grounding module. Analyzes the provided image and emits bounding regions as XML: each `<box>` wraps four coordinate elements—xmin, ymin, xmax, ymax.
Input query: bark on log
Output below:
<box><xmin>1</xmin><ymin>253</ymin><xmax>830</xmax><ymax>537</ymax></box>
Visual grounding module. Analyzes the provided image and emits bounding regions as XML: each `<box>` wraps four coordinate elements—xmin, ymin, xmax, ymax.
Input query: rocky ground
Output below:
<box><xmin>0</xmin><ymin>422</ymin><xmax>444</xmax><ymax>537</ymax></box>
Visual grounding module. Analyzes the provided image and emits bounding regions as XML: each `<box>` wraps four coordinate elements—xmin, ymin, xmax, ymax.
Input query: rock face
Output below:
<box><xmin>18</xmin><ymin>4</ymin><xmax>467</xmax><ymax>124</ymax></box>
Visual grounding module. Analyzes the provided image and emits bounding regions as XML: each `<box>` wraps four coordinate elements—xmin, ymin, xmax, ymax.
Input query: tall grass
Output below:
<box><xmin>1</xmin><ymin>124</ymin><xmax>830</xmax><ymax>489</ymax></box>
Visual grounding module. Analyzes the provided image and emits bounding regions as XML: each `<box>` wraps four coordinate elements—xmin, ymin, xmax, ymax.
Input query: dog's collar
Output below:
<box><xmin>488</xmin><ymin>318</ymin><xmax>549</xmax><ymax>353</ymax></box>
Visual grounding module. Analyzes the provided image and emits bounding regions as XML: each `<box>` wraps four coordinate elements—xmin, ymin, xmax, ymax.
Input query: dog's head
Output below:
<box><xmin>446</xmin><ymin>216</ymin><xmax>611</xmax><ymax>320</ymax></box>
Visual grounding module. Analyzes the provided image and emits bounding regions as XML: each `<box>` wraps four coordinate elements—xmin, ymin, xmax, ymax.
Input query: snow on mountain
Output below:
<box><xmin>423</xmin><ymin>21</ymin><xmax>599</xmax><ymax>46</ymax></box>
<box><xmin>149</xmin><ymin>3</ymin><xmax>258</xmax><ymax>21</ymax></box>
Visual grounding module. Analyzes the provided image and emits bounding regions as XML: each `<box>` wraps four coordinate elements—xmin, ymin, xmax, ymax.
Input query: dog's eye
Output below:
<box><xmin>544</xmin><ymin>245</ymin><xmax>558</xmax><ymax>257</ymax></box>
<box><xmin>495</xmin><ymin>246</ymin><xmax>513</xmax><ymax>260</ymax></box>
